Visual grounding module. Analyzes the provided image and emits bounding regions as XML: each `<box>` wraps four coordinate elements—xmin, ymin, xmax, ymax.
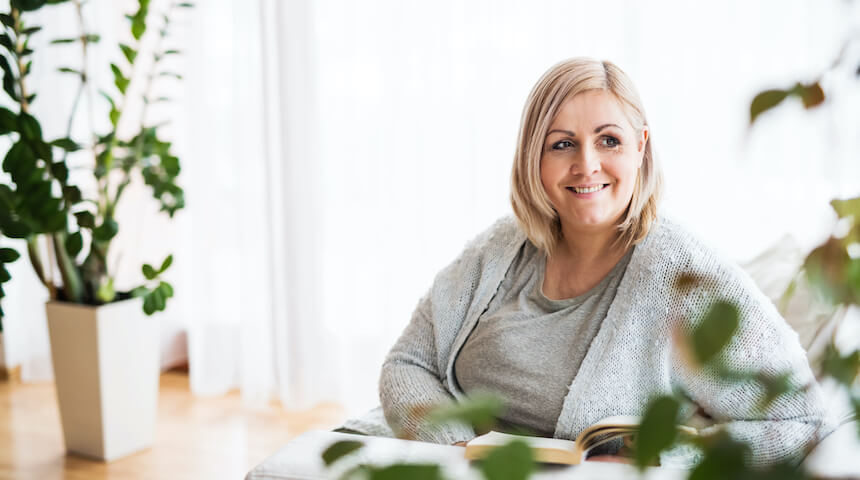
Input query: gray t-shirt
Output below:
<box><xmin>453</xmin><ymin>240</ymin><xmax>634</xmax><ymax>437</ymax></box>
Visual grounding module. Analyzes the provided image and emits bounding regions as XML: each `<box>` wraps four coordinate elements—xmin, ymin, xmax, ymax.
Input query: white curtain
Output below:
<box><xmin>3</xmin><ymin>0</ymin><xmax>860</xmax><ymax>420</ymax></box>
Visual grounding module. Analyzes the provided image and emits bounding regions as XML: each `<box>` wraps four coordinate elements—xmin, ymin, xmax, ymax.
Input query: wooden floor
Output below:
<box><xmin>0</xmin><ymin>372</ymin><xmax>346</xmax><ymax>480</ymax></box>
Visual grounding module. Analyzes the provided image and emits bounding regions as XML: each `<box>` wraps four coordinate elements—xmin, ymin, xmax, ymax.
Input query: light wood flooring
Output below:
<box><xmin>0</xmin><ymin>371</ymin><xmax>346</xmax><ymax>480</ymax></box>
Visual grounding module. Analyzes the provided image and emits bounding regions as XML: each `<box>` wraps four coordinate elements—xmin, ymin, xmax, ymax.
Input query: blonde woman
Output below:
<box><xmin>338</xmin><ymin>58</ymin><xmax>831</xmax><ymax>467</ymax></box>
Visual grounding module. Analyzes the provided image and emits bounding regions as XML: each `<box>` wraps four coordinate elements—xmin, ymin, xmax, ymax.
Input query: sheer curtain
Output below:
<box><xmin>3</xmin><ymin>0</ymin><xmax>859</xmax><ymax>420</ymax></box>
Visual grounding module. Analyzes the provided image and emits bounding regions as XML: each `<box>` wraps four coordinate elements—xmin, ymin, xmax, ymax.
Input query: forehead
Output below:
<box><xmin>548</xmin><ymin>90</ymin><xmax>634</xmax><ymax>130</ymax></box>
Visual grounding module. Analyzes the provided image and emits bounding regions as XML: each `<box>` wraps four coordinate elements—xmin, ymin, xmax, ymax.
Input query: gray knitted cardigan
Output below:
<box><xmin>342</xmin><ymin>214</ymin><xmax>832</xmax><ymax>467</ymax></box>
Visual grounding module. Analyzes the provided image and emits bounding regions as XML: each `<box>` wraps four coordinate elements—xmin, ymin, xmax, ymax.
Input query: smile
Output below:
<box><xmin>566</xmin><ymin>184</ymin><xmax>609</xmax><ymax>194</ymax></box>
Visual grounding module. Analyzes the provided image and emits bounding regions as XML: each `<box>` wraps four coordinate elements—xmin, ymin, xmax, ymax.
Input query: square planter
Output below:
<box><xmin>46</xmin><ymin>297</ymin><xmax>159</xmax><ymax>461</ymax></box>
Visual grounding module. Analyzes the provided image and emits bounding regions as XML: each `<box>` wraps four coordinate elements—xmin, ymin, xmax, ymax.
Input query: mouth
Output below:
<box><xmin>566</xmin><ymin>184</ymin><xmax>610</xmax><ymax>194</ymax></box>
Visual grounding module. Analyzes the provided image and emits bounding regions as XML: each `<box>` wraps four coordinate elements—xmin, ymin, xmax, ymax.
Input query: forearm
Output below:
<box><xmin>379</xmin><ymin>357</ymin><xmax>476</xmax><ymax>445</ymax></box>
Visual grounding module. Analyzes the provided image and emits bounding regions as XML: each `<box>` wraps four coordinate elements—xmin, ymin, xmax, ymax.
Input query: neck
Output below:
<box><xmin>553</xmin><ymin>222</ymin><xmax>624</xmax><ymax>266</ymax></box>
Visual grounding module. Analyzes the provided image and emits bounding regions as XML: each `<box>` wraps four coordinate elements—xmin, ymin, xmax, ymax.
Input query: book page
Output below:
<box><xmin>468</xmin><ymin>431</ymin><xmax>577</xmax><ymax>453</ymax></box>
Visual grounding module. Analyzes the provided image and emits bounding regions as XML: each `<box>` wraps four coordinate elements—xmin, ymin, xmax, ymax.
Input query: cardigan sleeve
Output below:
<box><xmin>667</xmin><ymin>262</ymin><xmax>834</xmax><ymax>468</ymax></box>
<box><xmin>378</xmin><ymin>218</ymin><xmax>516</xmax><ymax>445</ymax></box>
<box><xmin>378</xmin><ymin>290</ymin><xmax>476</xmax><ymax>445</ymax></box>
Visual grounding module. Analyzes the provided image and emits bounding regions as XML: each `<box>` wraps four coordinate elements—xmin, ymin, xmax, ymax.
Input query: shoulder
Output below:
<box><xmin>642</xmin><ymin>215</ymin><xmax>795</xmax><ymax>338</ymax></box>
<box><xmin>459</xmin><ymin>215</ymin><xmax>525</xmax><ymax>259</ymax></box>
<box><xmin>430</xmin><ymin>214</ymin><xmax>526</xmax><ymax>283</ymax></box>
<box><xmin>640</xmin><ymin>214</ymin><xmax>743</xmax><ymax>281</ymax></box>
<box><xmin>636</xmin><ymin>214</ymin><xmax>778</xmax><ymax>319</ymax></box>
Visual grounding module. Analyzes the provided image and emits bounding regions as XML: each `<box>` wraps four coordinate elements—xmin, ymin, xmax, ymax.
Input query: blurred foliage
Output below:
<box><xmin>635</xmin><ymin>395</ymin><xmax>681</xmax><ymax>469</ymax></box>
<box><xmin>0</xmin><ymin>0</ymin><xmax>192</xmax><ymax>327</ymax></box>
<box><xmin>425</xmin><ymin>392</ymin><xmax>506</xmax><ymax>434</ymax></box>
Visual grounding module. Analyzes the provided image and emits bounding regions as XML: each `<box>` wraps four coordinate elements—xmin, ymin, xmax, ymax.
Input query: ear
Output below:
<box><xmin>637</xmin><ymin>126</ymin><xmax>649</xmax><ymax>168</ymax></box>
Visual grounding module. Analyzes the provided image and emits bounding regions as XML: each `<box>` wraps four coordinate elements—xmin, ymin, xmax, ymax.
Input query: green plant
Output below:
<box><xmin>0</xmin><ymin>0</ymin><xmax>192</xmax><ymax>329</ymax></box>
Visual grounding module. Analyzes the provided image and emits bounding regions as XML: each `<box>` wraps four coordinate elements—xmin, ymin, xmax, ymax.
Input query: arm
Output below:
<box><xmin>379</xmin><ymin>291</ymin><xmax>476</xmax><ymax>444</ymax></box>
<box><xmin>378</xmin><ymin>218</ymin><xmax>518</xmax><ymax>444</ymax></box>
<box><xmin>666</xmin><ymin>271</ymin><xmax>834</xmax><ymax>468</ymax></box>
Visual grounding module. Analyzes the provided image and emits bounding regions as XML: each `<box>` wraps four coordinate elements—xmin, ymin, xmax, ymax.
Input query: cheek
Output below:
<box><xmin>539</xmin><ymin>158</ymin><xmax>558</xmax><ymax>190</ymax></box>
<box><xmin>607</xmin><ymin>158</ymin><xmax>639</xmax><ymax>196</ymax></box>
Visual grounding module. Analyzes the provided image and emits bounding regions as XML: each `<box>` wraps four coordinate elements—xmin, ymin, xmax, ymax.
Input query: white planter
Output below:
<box><xmin>46</xmin><ymin>297</ymin><xmax>159</xmax><ymax>461</ymax></box>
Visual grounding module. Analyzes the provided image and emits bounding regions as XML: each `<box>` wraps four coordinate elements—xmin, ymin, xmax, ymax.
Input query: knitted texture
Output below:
<box><xmin>365</xmin><ymin>215</ymin><xmax>833</xmax><ymax>466</ymax></box>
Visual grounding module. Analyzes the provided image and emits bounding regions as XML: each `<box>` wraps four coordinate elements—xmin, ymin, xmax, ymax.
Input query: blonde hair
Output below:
<box><xmin>510</xmin><ymin>57</ymin><xmax>663</xmax><ymax>257</ymax></box>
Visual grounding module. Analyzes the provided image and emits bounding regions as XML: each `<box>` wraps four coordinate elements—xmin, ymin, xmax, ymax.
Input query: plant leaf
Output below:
<box><xmin>74</xmin><ymin>210</ymin><xmax>95</xmax><ymax>228</ymax></box>
<box><xmin>65</xmin><ymin>231</ymin><xmax>83</xmax><ymax>257</ymax></box>
<box><xmin>57</xmin><ymin>66</ymin><xmax>83</xmax><ymax>76</ymax></box>
<box><xmin>51</xmin><ymin>137</ymin><xmax>80</xmax><ymax>151</ymax></box>
<box><xmin>63</xmin><ymin>185</ymin><xmax>81</xmax><ymax>203</ymax></box>
<box><xmin>830</xmin><ymin>196</ymin><xmax>860</xmax><ymax>220</ymax></box>
<box><xmin>120</xmin><ymin>43</ymin><xmax>137</xmax><ymax>63</ymax></box>
<box><xmin>689</xmin><ymin>432</ymin><xmax>749</xmax><ymax>480</ymax></box>
<box><xmin>691</xmin><ymin>300</ymin><xmax>739</xmax><ymax>365</ymax></box>
<box><xmin>635</xmin><ymin>395</ymin><xmax>681</xmax><ymax>470</ymax></box>
<box><xmin>750</xmin><ymin>89</ymin><xmax>788</xmax><ymax>125</ymax></box>
<box><xmin>0</xmin><ymin>247</ymin><xmax>20</xmax><ymax>263</ymax></box>
<box><xmin>159</xmin><ymin>281</ymin><xmax>174</xmax><ymax>298</ymax></box>
<box><xmin>822</xmin><ymin>344</ymin><xmax>860</xmax><ymax>387</ymax></box>
<box><xmin>17</xmin><ymin>111</ymin><xmax>43</xmax><ymax>141</ymax></box>
<box><xmin>50</xmin><ymin>37</ymin><xmax>77</xmax><ymax>44</ymax></box>
<box><xmin>479</xmin><ymin>439</ymin><xmax>534</xmax><ymax>480</ymax></box>
<box><xmin>756</xmin><ymin>372</ymin><xmax>792</xmax><ymax>412</ymax></box>
<box><xmin>798</xmin><ymin>82</ymin><xmax>825</xmax><ymax>109</ymax></box>
<box><xmin>50</xmin><ymin>161</ymin><xmax>68</xmax><ymax>182</ymax></box>
<box><xmin>159</xmin><ymin>254</ymin><xmax>173</xmax><ymax>273</ymax></box>
<box><xmin>369</xmin><ymin>464</ymin><xmax>442</xmax><ymax>480</ymax></box>
<box><xmin>151</xmin><ymin>284</ymin><xmax>166</xmax><ymax>311</ymax></box>
<box><xmin>0</xmin><ymin>34</ymin><xmax>14</xmax><ymax>52</ymax></box>
<box><xmin>0</xmin><ymin>55</ymin><xmax>18</xmax><ymax>101</ymax></box>
<box><xmin>321</xmin><ymin>440</ymin><xmax>363</xmax><ymax>466</ymax></box>
<box><xmin>143</xmin><ymin>291</ymin><xmax>156</xmax><ymax>314</ymax></box>
<box><xmin>131</xmin><ymin>17</ymin><xmax>146</xmax><ymax>40</ymax></box>
<box><xmin>0</xmin><ymin>107</ymin><xmax>17</xmax><ymax>134</ymax></box>
<box><xmin>92</xmin><ymin>218</ymin><xmax>118</xmax><ymax>242</ymax></box>
<box><xmin>11</xmin><ymin>0</ymin><xmax>48</xmax><ymax>12</ymax></box>
<box><xmin>142</xmin><ymin>263</ymin><xmax>157</xmax><ymax>280</ymax></box>
<box><xmin>425</xmin><ymin>392</ymin><xmax>505</xmax><ymax>432</ymax></box>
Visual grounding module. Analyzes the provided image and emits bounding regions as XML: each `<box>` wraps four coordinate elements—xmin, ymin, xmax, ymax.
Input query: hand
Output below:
<box><xmin>452</xmin><ymin>441</ymin><xmax>468</xmax><ymax>447</ymax></box>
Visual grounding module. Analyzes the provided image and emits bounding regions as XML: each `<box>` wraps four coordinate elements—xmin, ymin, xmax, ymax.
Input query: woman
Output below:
<box><xmin>340</xmin><ymin>58</ymin><xmax>831</xmax><ymax>467</ymax></box>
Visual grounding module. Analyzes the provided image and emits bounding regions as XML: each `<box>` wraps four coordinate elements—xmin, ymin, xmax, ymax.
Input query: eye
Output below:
<box><xmin>600</xmin><ymin>136</ymin><xmax>620</xmax><ymax>148</ymax></box>
<box><xmin>552</xmin><ymin>140</ymin><xmax>574</xmax><ymax>150</ymax></box>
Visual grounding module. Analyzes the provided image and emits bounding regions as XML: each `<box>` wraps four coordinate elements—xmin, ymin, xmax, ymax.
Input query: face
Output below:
<box><xmin>540</xmin><ymin>90</ymin><xmax>649</xmax><ymax>238</ymax></box>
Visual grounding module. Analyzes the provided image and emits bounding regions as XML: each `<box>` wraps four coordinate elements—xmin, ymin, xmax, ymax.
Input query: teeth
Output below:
<box><xmin>571</xmin><ymin>184</ymin><xmax>606</xmax><ymax>194</ymax></box>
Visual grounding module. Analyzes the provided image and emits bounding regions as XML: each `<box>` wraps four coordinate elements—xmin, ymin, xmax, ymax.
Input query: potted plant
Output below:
<box><xmin>0</xmin><ymin>0</ymin><xmax>191</xmax><ymax>461</ymax></box>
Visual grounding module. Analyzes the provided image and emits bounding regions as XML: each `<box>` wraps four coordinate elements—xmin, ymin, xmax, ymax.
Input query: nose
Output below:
<box><xmin>570</xmin><ymin>144</ymin><xmax>601</xmax><ymax>176</ymax></box>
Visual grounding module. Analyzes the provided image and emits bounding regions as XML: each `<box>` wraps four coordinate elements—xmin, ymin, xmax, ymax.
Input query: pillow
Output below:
<box><xmin>741</xmin><ymin>235</ymin><xmax>846</xmax><ymax>378</ymax></box>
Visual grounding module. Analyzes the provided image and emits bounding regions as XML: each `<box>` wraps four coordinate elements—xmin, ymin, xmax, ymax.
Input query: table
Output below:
<box><xmin>244</xmin><ymin>430</ymin><xmax>689</xmax><ymax>480</ymax></box>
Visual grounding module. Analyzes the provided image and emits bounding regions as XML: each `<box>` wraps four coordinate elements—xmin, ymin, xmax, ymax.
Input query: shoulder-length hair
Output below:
<box><xmin>509</xmin><ymin>57</ymin><xmax>663</xmax><ymax>258</ymax></box>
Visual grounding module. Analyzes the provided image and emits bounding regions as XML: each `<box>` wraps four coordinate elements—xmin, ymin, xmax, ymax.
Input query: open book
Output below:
<box><xmin>464</xmin><ymin>416</ymin><xmax>698</xmax><ymax>465</ymax></box>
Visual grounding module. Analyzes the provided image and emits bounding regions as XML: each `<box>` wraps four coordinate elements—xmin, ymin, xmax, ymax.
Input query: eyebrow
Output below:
<box><xmin>547</xmin><ymin>124</ymin><xmax>621</xmax><ymax>137</ymax></box>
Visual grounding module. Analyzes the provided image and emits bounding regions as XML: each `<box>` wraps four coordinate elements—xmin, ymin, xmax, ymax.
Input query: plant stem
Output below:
<box><xmin>11</xmin><ymin>9</ymin><xmax>29</xmax><ymax>110</ymax></box>
<box><xmin>52</xmin><ymin>231</ymin><xmax>82</xmax><ymax>302</ymax></box>
<box><xmin>25</xmin><ymin>236</ymin><xmax>51</xmax><ymax>293</ymax></box>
